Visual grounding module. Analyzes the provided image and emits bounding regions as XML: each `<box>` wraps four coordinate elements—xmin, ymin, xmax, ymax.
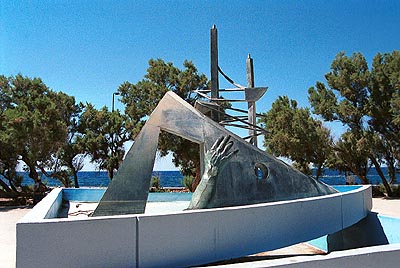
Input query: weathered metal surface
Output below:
<box><xmin>244</xmin><ymin>87</ymin><xmax>268</xmax><ymax>102</ymax></box>
<box><xmin>92</xmin><ymin>124</ymin><xmax>160</xmax><ymax>216</ymax></box>
<box><xmin>246</xmin><ymin>54</ymin><xmax>257</xmax><ymax>146</ymax></box>
<box><xmin>93</xmin><ymin>91</ymin><xmax>337</xmax><ymax>216</ymax></box>
<box><xmin>188</xmin><ymin>135</ymin><xmax>336</xmax><ymax>210</ymax></box>
<box><xmin>210</xmin><ymin>24</ymin><xmax>220</xmax><ymax>122</ymax></box>
<box><xmin>187</xmin><ymin>136</ymin><xmax>238</xmax><ymax>209</ymax></box>
<box><xmin>195</xmin><ymin>87</ymin><xmax>268</xmax><ymax>102</ymax></box>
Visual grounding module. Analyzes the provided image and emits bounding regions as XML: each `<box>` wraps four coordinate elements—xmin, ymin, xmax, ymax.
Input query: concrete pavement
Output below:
<box><xmin>0</xmin><ymin>206</ymin><xmax>31</xmax><ymax>268</ymax></box>
<box><xmin>371</xmin><ymin>197</ymin><xmax>400</xmax><ymax>217</ymax></box>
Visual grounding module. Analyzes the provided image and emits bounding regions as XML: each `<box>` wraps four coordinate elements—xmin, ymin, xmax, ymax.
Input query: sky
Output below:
<box><xmin>1</xmin><ymin>0</ymin><xmax>400</xmax><ymax>170</ymax></box>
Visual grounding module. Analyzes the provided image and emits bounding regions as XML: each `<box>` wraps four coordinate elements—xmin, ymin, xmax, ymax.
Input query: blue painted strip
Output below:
<box><xmin>62</xmin><ymin>188</ymin><xmax>193</xmax><ymax>202</ymax></box>
<box><xmin>62</xmin><ymin>188</ymin><xmax>106</xmax><ymax>202</ymax></box>
<box><xmin>378</xmin><ymin>215</ymin><xmax>400</xmax><ymax>244</ymax></box>
<box><xmin>308</xmin><ymin>214</ymin><xmax>400</xmax><ymax>251</ymax></box>
<box><xmin>147</xmin><ymin>192</ymin><xmax>192</xmax><ymax>202</ymax></box>
<box><xmin>307</xmin><ymin>236</ymin><xmax>328</xmax><ymax>252</ymax></box>
<box><xmin>332</xmin><ymin>185</ymin><xmax>362</xmax><ymax>192</ymax></box>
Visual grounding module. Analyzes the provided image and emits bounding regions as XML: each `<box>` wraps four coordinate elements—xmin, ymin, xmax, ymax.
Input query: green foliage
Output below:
<box><xmin>377</xmin><ymin>184</ymin><xmax>400</xmax><ymax>197</ymax></box>
<box><xmin>0</xmin><ymin>71</ymin><xmax>151</xmax><ymax>194</ymax></box>
<box><xmin>150</xmin><ymin>175</ymin><xmax>164</xmax><ymax>192</ymax></box>
<box><xmin>326</xmin><ymin>131</ymin><xmax>371</xmax><ymax>183</ymax></box>
<box><xmin>119</xmin><ymin>59</ymin><xmax>207</xmax><ymax>122</ymax></box>
<box><xmin>79</xmin><ymin>104</ymin><xmax>132</xmax><ymax>180</ymax></box>
<box><xmin>119</xmin><ymin>59</ymin><xmax>209</xmax><ymax>181</ymax></box>
<box><xmin>308</xmin><ymin>51</ymin><xmax>400</xmax><ymax>196</ymax></box>
<box><xmin>391</xmin><ymin>185</ymin><xmax>400</xmax><ymax>197</ymax></box>
<box><xmin>158</xmin><ymin>131</ymin><xmax>200</xmax><ymax>178</ymax></box>
<box><xmin>0</xmin><ymin>74</ymin><xmax>81</xmax><ymax>193</ymax></box>
<box><xmin>392</xmin><ymin>91</ymin><xmax>400</xmax><ymax>127</ymax></box>
<box><xmin>260</xmin><ymin>96</ymin><xmax>332</xmax><ymax>177</ymax></box>
<box><xmin>182</xmin><ymin>175</ymin><xmax>195</xmax><ymax>192</ymax></box>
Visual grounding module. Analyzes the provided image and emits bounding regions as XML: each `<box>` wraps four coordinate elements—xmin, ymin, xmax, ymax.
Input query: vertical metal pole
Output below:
<box><xmin>247</xmin><ymin>54</ymin><xmax>257</xmax><ymax>146</ymax></box>
<box><xmin>112</xmin><ymin>92</ymin><xmax>120</xmax><ymax>112</ymax></box>
<box><xmin>210</xmin><ymin>25</ymin><xmax>219</xmax><ymax>121</ymax></box>
<box><xmin>112</xmin><ymin>93</ymin><xmax>115</xmax><ymax>112</ymax></box>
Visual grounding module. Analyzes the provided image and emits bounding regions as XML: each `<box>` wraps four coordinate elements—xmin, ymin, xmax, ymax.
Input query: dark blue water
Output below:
<box><xmin>316</xmin><ymin>167</ymin><xmax>399</xmax><ymax>185</ymax></box>
<box><xmin>11</xmin><ymin>167</ymin><xmax>398</xmax><ymax>188</ymax></box>
<box><xmin>17</xmin><ymin>170</ymin><xmax>184</xmax><ymax>188</ymax></box>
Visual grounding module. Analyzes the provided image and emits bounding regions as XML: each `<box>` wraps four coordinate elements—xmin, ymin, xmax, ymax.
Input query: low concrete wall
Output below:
<box><xmin>19</xmin><ymin>188</ymin><xmax>63</xmax><ymax>221</ymax></box>
<box><xmin>17</xmin><ymin>186</ymin><xmax>373</xmax><ymax>268</ymax></box>
<box><xmin>137</xmin><ymin>186</ymin><xmax>371</xmax><ymax>268</ymax></box>
<box><xmin>17</xmin><ymin>216</ymin><xmax>137</xmax><ymax>268</ymax></box>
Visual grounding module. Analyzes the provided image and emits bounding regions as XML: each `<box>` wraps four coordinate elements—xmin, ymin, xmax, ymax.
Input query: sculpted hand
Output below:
<box><xmin>188</xmin><ymin>135</ymin><xmax>239</xmax><ymax>209</ymax></box>
<box><xmin>206</xmin><ymin>135</ymin><xmax>239</xmax><ymax>177</ymax></box>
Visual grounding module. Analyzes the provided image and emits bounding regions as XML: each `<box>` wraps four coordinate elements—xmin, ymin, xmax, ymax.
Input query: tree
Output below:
<box><xmin>308</xmin><ymin>51</ymin><xmax>400</xmax><ymax>195</ymax></box>
<box><xmin>119</xmin><ymin>59</ymin><xmax>209</xmax><ymax>187</ymax></box>
<box><xmin>0</xmin><ymin>138</ymin><xmax>24</xmax><ymax>197</ymax></box>
<box><xmin>368</xmin><ymin>52</ymin><xmax>400</xmax><ymax>184</ymax></box>
<box><xmin>327</xmin><ymin>131</ymin><xmax>371</xmax><ymax>184</ymax></box>
<box><xmin>79</xmin><ymin>104</ymin><xmax>132</xmax><ymax>180</ymax></box>
<box><xmin>260</xmin><ymin>96</ymin><xmax>332</xmax><ymax>178</ymax></box>
<box><xmin>32</xmin><ymin>93</ymin><xmax>88</xmax><ymax>188</ymax></box>
<box><xmin>1</xmin><ymin>75</ymin><xmax>23</xmax><ymax>197</ymax></box>
<box><xmin>50</xmin><ymin>102</ymin><xmax>86</xmax><ymax>188</ymax></box>
<box><xmin>0</xmin><ymin>75</ymin><xmax>79</xmax><ymax>193</ymax></box>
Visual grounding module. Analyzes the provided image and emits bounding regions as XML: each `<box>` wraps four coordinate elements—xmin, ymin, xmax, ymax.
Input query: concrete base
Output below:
<box><xmin>16</xmin><ymin>186</ymin><xmax>374</xmax><ymax>268</ymax></box>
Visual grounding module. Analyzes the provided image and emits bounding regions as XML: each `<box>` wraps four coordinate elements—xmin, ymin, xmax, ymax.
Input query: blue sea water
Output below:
<box><xmin>17</xmin><ymin>170</ymin><xmax>184</xmax><ymax>188</ymax></box>
<box><xmin>12</xmin><ymin>167</ymin><xmax>399</xmax><ymax>188</ymax></box>
<box><xmin>316</xmin><ymin>167</ymin><xmax>399</xmax><ymax>186</ymax></box>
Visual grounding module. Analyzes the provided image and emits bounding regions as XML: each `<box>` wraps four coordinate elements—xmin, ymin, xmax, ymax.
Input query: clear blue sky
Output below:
<box><xmin>1</xmin><ymin>0</ymin><xmax>400</xmax><ymax>170</ymax></box>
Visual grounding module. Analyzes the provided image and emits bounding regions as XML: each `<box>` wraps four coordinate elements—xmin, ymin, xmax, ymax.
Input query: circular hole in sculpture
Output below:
<box><xmin>254</xmin><ymin>162</ymin><xmax>269</xmax><ymax>181</ymax></box>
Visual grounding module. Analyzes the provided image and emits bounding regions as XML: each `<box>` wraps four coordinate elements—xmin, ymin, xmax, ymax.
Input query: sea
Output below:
<box><xmin>13</xmin><ymin>167</ymin><xmax>399</xmax><ymax>188</ymax></box>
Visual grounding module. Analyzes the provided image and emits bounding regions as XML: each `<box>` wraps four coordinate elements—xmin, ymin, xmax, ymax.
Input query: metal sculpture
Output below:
<box><xmin>187</xmin><ymin>135</ymin><xmax>238</xmax><ymax>209</ymax></box>
<box><xmin>92</xmin><ymin>92</ymin><xmax>337</xmax><ymax>216</ymax></box>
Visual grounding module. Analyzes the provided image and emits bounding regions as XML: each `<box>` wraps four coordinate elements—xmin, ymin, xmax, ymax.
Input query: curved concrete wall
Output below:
<box><xmin>17</xmin><ymin>186</ymin><xmax>372</xmax><ymax>268</ymax></box>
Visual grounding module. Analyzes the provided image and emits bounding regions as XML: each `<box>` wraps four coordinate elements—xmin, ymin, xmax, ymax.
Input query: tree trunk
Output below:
<box><xmin>23</xmin><ymin>158</ymin><xmax>40</xmax><ymax>183</ymax></box>
<box><xmin>387</xmin><ymin>161</ymin><xmax>397</xmax><ymax>184</ymax></box>
<box><xmin>370</xmin><ymin>157</ymin><xmax>393</xmax><ymax>196</ymax></box>
<box><xmin>67</xmin><ymin>158</ymin><xmax>80</xmax><ymax>188</ymax></box>
<box><xmin>191</xmin><ymin>164</ymin><xmax>201</xmax><ymax>192</ymax></box>
<box><xmin>22</xmin><ymin>155</ymin><xmax>48</xmax><ymax>193</ymax></box>
<box><xmin>315</xmin><ymin>163</ymin><xmax>323</xmax><ymax>180</ymax></box>
<box><xmin>108</xmin><ymin>168</ymin><xmax>114</xmax><ymax>180</ymax></box>
<box><xmin>0</xmin><ymin>178</ymin><xmax>13</xmax><ymax>193</ymax></box>
<box><xmin>7</xmin><ymin>177</ymin><xmax>19</xmax><ymax>192</ymax></box>
<box><xmin>354</xmin><ymin>172</ymin><xmax>369</xmax><ymax>184</ymax></box>
<box><xmin>342</xmin><ymin>159</ymin><xmax>369</xmax><ymax>184</ymax></box>
<box><xmin>73</xmin><ymin>171</ymin><xmax>80</xmax><ymax>188</ymax></box>
<box><xmin>0</xmin><ymin>189</ymin><xmax>19</xmax><ymax>198</ymax></box>
<box><xmin>64</xmin><ymin>176</ymin><xmax>71</xmax><ymax>188</ymax></box>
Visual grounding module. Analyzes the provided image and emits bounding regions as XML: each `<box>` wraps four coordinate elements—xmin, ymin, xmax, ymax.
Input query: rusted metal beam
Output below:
<box><xmin>247</xmin><ymin>54</ymin><xmax>257</xmax><ymax>147</ymax></box>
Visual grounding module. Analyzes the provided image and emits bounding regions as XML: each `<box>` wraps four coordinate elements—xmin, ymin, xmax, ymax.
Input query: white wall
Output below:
<box><xmin>17</xmin><ymin>216</ymin><xmax>137</xmax><ymax>268</ymax></box>
<box><xmin>137</xmin><ymin>187</ymin><xmax>371</xmax><ymax>268</ymax></box>
<box><xmin>17</xmin><ymin>186</ymin><xmax>373</xmax><ymax>268</ymax></box>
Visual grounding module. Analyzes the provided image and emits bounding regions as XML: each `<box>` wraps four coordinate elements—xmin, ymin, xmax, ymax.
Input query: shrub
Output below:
<box><xmin>372</xmin><ymin>185</ymin><xmax>385</xmax><ymax>197</ymax></box>
<box><xmin>150</xmin><ymin>175</ymin><xmax>163</xmax><ymax>192</ymax></box>
<box><xmin>376</xmin><ymin>184</ymin><xmax>400</xmax><ymax>197</ymax></box>
<box><xmin>391</xmin><ymin>185</ymin><xmax>400</xmax><ymax>197</ymax></box>
<box><xmin>182</xmin><ymin>175</ymin><xmax>195</xmax><ymax>192</ymax></box>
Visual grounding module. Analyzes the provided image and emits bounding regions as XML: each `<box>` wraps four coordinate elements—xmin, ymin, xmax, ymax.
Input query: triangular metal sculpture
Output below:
<box><xmin>93</xmin><ymin>92</ymin><xmax>336</xmax><ymax>217</ymax></box>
